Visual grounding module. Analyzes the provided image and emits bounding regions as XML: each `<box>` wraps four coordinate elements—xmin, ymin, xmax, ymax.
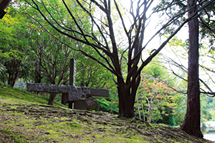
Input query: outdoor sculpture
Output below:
<box><xmin>27</xmin><ymin>58</ymin><xmax>109</xmax><ymax>110</ymax></box>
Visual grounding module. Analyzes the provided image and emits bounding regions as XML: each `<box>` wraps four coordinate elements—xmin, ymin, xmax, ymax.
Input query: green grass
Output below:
<box><xmin>0</xmin><ymin>85</ymin><xmax>213</xmax><ymax>143</ymax></box>
<box><xmin>0</xmin><ymin>85</ymin><xmax>65</xmax><ymax>107</ymax></box>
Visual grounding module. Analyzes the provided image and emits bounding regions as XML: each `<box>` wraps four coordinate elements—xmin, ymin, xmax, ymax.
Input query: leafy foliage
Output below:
<box><xmin>135</xmin><ymin>61</ymin><xmax>178</xmax><ymax>126</ymax></box>
<box><xmin>0</xmin><ymin>6</ymin><xmax>31</xmax><ymax>87</ymax></box>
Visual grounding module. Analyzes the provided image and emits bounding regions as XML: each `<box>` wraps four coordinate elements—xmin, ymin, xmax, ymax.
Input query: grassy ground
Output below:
<box><xmin>0</xmin><ymin>85</ymin><xmax>213</xmax><ymax>143</ymax></box>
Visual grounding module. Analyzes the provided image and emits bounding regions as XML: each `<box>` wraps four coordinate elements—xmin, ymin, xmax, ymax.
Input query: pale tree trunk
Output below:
<box><xmin>180</xmin><ymin>0</ymin><xmax>203</xmax><ymax>138</ymax></box>
<box><xmin>141</xmin><ymin>104</ymin><xmax>145</xmax><ymax>121</ymax></box>
<box><xmin>147</xmin><ymin>97</ymin><xmax>151</xmax><ymax>123</ymax></box>
<box><xmin>136</xmin><ymin>96</ymin><xmax>141</xmax><ymax>119</ymax></box>
<box><xmin>147</xmin><ymin>82</ymin><xmax>154</xmax><ymax>123</ymax></box>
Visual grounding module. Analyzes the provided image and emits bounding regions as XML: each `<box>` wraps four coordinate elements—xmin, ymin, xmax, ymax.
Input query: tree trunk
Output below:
<box><xmin>117</xmin><ymin>75</ymin><xmax>140</xmax><ymax>118</ymax></box>
<box><xmin>48</xmin><ymin>92</ymin><xmax>57</xmax><ymax>105</ymax></box>
<box><xmin>35</xmin><ymin>60</ymin><xmax>42</xmax><ymax>83</ymax></box>
<box><xmin>35</xmin><ymin>61</ymin><xmax>42</xmax><ymax>95</ymax></box>
<box><xmin>118</xmin><ymin>88</ymin><xmax>135</xmax><ymax>118</ymax></box>
<box><xmin>141</xmin><ymin>104</ymin><xmax>145</xmax><ymax>121</ymax></box>
<box><xmin>0</xmin><ymin>0</ymin><xmax>12</xmax><ymax>10</ymax></box>
<box><xmin>180</xmin><ymin>0</ymin><xmax>203</xmax><ymax>138</ymax></box>
<box><xmin>7</xmin><ymin>59</ymin><xmax>21</xmax><ymax>88</ymax></box>
<box><xmin>136</xmin><ymin>96</ymin><xmax>141</xmax><ymax>119</ymax></box>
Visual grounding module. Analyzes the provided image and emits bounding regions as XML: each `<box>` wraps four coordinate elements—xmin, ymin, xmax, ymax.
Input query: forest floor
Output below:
<box><xmin>0</xmin><ymin>85</ymin><xmax>213</xmax><ymax>143</ymax></box>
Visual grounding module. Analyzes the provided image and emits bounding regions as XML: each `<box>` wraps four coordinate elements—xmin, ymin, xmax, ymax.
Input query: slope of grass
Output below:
<box><xmin>0</xmin><ymin>85</ymin><xmax>65</xmax><ymax>107</ymax></box>
<box><xmin>0</xmin><ymin>85</ymin><xmax>213</xmax><ymax>143</ymax></box>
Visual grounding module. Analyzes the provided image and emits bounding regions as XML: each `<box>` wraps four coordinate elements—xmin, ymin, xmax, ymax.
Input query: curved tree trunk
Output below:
<box><xmin>180</xmin><ymin>0</ymin><xmax>203</xmax><ymax>138</ymax></box>
<box><xmin>47</xmin><ymin>79</ymin><xmax>57</xmax><ymax>105</ymax></box>
<box><xmin>48</xmin><ymin>92</ymin><xmax>57</xmax><ymax>105</ymax></box>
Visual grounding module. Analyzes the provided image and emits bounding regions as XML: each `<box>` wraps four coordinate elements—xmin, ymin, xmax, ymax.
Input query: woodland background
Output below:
<box><xmin>0</xmin><ymin>0</ymin><xmax>215</xmax><ymax>138</ymax></box>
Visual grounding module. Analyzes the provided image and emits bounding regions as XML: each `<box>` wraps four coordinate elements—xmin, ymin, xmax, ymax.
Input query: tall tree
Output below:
<box><xmin>23</xmin><ymin>0</ymin><xmax>212</xmax><ymax>118</ymax></box>
<box><xmin>0</xmin><ymin>6</ymin><xmax>30</xmax><ymax>87</ymax></box>
<box><xmin>30</xmin><ymin>31</ymin><xmax>73</xmax><ymax>105</ymax></box>
<box><xmin>180</xmin><ymin>0</ymin><xmax>202</xmax><ymax>137</ymax></box>
<box><xmin>154</xmin><ymin>0</ymin><xmax>214</xmax><ymax>137</ymax></box>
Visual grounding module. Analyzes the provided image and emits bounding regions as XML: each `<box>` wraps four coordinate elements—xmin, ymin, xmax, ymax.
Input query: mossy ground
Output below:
<box><xmin>0</xmin><ymin>85</ymin><xmax>213</xmax><ymax>143</ymax></box>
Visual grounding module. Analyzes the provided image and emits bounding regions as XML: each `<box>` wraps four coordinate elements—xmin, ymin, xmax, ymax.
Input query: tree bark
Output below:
<box><xmin>48</xmin><ymin>92</ymin><xmax>57</xmax><ymax>105</ymax></box>
<box><xmin>117</xmin><ymin>74</ymin><xmax>140</xmax><ymax>118</ymax></box>
<box><xmin>118</xmin><ymin>88</ymin><xmax>135</xmax><ymax>118</ymax></box>
<box><xmin>35</xmin><ymin>61</ymin><xmax>42</xmax><ymax>95</ymax></box>
<box><xmin>6</xmin><ymin>59</ymin><xmax>21</xmax><ymax>88</ymax></box>
<box><xmin>35</xmin><ymin>59</ymin><xmax>42</xmax><ymax>84</ymax></box>
<box><xmin>48</xmin><ymin>79</ymin><xmax>57</xmax><ymax>105</ymax></box>
<box><xmin>0</xmin><ymin>0</ymin><xmax>12</xmax><ymax>10</ymax></box>
<box><xmin>180</xmin><ymin>0</ymin><xmax>203</xmax><ymax>138</ymax></box>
